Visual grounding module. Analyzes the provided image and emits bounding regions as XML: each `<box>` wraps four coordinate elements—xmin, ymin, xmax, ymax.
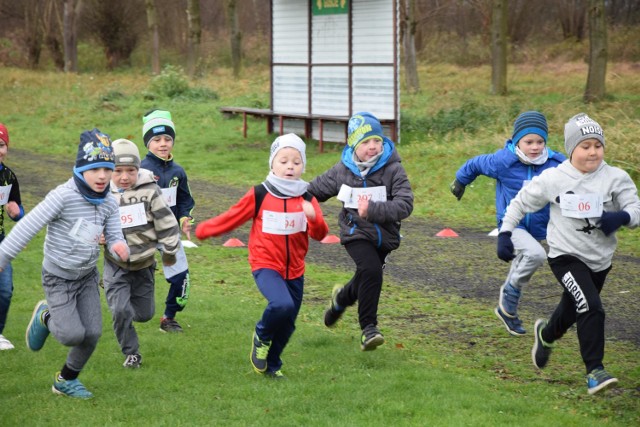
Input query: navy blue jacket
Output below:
<box><xmin>141</xmin><ymin>152</ymin><xmax>195</xmax><ymax>222</ymax></box>
<box><xmin>455</xmin><ymin>140</ymin><xmax>566</xmax><ymax>240</ymax></box>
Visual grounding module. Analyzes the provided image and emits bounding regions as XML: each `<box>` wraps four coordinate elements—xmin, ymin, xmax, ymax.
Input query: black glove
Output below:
<box><xmin>450</xmin><ymin>179</ymin><xmax>466</xmax><ymax>201</ymax></box>
<box><xmin>497</xmin><ymin>231</ymin><xmax>516</xmax><ymax>262</ymax></box>
<box><xmin>598</xmin><ymin>210</ymin><xmax>630</xmax><ymax>236</ymax></box>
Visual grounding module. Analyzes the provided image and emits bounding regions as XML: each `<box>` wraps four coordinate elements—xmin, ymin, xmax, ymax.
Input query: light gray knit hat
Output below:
<box><xmin>564</xmin><ymin>113</ymin><xmax>605</xmax><ymax>158</ymax></box>
<box><xmin>269</xmin><ymin>133</ymin><xmax>306</xmax><ymax>172</ymax></box>
<box><xmin>112</xmin><ymin>138</ymin><xmax>141</xmax><ymax>169</ymax></box>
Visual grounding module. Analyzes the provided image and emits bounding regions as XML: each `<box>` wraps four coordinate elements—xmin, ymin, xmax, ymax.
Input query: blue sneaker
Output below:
<box><xmin>586</xmin><ymin>368</ymin><xmax>618</xmax><ymax>395</ymax></box>
<box><xmin>495</xmin><ymin>306</ymin><xmax>526</xmax><ymax>336</ymax></box>
<box><xmin>499</xmin><ymin>283</ymin><xmax>521</xmax><ymax>317</ymax></box>
<box><xmin>52</xmin><ymin>373</ymin><xmax>94</xmax><ymax>399</ymax></box>
<box><xmin>25</xmin><ymin>300</ymin><xmax>50</xmax><ymax>351</ymax></box>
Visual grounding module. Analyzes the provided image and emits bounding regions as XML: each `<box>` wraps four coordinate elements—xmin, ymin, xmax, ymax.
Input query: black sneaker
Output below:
<box><xmin>361</xmin><ymin>324</ymin><xmax>385</xmax><ymax>351</ymax></box>
<box><xmin>586</xmin><ymin>368</ymin><xmax>618</xmax><ymax>395</ymax></box>
<box><xmin>123</xmin><ymin>354</ymin><xmax>142</xmax><ymax>368</ymax></box>
<box><xmin>531</xmin><ymin>319</ymin><xmax>553</xmax><ymax>369</ymax></box>
<box><xmin>160</xmin><ymin>317</ymin><xmax>183</xmax><ymax>333</ymax></box>
<box><xmin>265</xmin><ymin>370</ymin><xmax>286</xmax><ymax>380</ymax></box>
<box><xmin>250</xmin><ymin>332</ymin><xmax>271</xmax><ymax>373</ymax></box>
<box><xmin>324</xmin><ymin>285</ymin><xmax>345</xmax><ymax>327</ymax></box>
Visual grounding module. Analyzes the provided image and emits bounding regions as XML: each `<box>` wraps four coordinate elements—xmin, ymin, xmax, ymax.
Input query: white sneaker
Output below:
<box><xmin>0</xmin><ymin>334</ymin><xmax>15</xmax><ymax>350</ymax></box>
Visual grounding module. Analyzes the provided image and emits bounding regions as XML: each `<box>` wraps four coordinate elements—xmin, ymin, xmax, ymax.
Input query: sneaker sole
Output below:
<box><xmin>494</xmin><ymin>307</ymin><xmax>526</xmax><ymax>337</ymax></box>
<box><xmin>361</xmin><ymin>335</ymin><xmax>385</xmax><ymax>351</ymax></box>
<box><xmin>25</xmin><ymin>300</ymin><xmax>48</xmax><ymax>351</ymax></box>
<box><xmin>588</xmin><ymin>377</ymin><xmax>618</xmax><ymax>395</ymax></box>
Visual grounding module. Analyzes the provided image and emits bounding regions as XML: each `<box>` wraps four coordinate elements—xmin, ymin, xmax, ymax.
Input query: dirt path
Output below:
<box><xmin>12</xmin><ymin>149</ymin><xmax>640</xmax><ymax>346</ymax></box>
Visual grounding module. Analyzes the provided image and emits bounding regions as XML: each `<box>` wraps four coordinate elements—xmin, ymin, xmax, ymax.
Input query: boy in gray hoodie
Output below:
<box><xmin>497</xmin><ymin>113</ymin><xmax>640</xmax><ymax>395</ymax></box>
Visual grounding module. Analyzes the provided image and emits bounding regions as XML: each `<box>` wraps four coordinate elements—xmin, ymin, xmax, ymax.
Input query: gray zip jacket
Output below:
<box><xmin>0</xmin><ymin>178</ymin><xmax>126</xmax><ymax>280</ymax></box>
<box><xmin>500</xmin><ymin>160</ymin><xmax>640</xmax><ymax>271</ymax></box>
<box><xmin>309</xmin><ymin>140</ymin><xmax>413</xmax><ymax>251</ymax></box>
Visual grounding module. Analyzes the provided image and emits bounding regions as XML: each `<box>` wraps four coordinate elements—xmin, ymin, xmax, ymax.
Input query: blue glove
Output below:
<box><xmin>598</xmin><ymin>210</ymin><xmax>630</xmax><ymax>236</ymax></box>
<box><xmin>497</xmin><ymin>231</ymin><xmax>516</xmax><ymax>262</ymax></box>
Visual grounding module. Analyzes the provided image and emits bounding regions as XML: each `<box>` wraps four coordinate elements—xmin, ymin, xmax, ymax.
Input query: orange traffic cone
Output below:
<box><xmin>223</xmin><ymin>238</ymin><xmax>246</xmax><ymax>247</ymax></box>
<box><xmin>435</xmin><ymin>228</ymin><xmax>459</xmax><ymax>237</ymax></box>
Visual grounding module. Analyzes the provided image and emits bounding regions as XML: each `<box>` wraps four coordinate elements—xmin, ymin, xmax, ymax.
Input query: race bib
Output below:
<box><xmin>119</xmin><ymin>203</ymin><xmax>147</xmax><ymax>229</ymax></box>
<box><xmin>69</xmin><ymin>218</ymin><xmax>103</xmax><ymax>245</ymax></box>
<box><xmin>0</xmin><ymin>184</ymin><xmax>11</xmax><ymax>206</ymax></box>
<box><xmin>560</xmin><ymin>193</ymin><xmax>603</xmax><ymax>219</ymax></box>
<box><xmin>262</xmin><ymin>210</ymin><xmax>307</xmax><ymax>235</ymax></box>
<box><xmin>161</xmin><ymin>187</ymin><xmax>177</xmax><ymax>207</ymax></box>
<box><xmin>337</xmin><ymin>184</ymin><xmax>387</xmax><ymax>209</ymax></box>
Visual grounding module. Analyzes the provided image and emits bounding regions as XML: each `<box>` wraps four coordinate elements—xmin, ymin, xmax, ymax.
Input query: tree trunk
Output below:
<box><xmin>584</xmin><ymin>0</ymin><xmax>607</xmax><ymax>102</ymax></box>
<box><xmin>145</xmin><ymin>0</ymin><xmax>160</xmax><ymax>74</ymax></box>
<box><xmin>187</xmin><ymin>0</ymin><xmax>202</xmax><ymax>77</ymax></box>
<box><xmin>490</xmin><ymin>0</ymin><xmax>508</xmax><ymax>95</ymax></box>
<box><xmin>25</xmin><ymin>0</ymin><xmax>44</xmax><ymax>69</ymax></box>
<box><xmin>402</xmin><ymin>0</ymin><xmax>420</xmax><ymax>94</ymax></box>
<box><xmin>63</xmin><ymin>0</ymin><xmax>80</xmax><ymax>72</ymax></box>
<box><xmin>44</xmin><ymin>0</ymin><xmax>64</xmax><ymax>71</ymax></box>
<box><xmin>227</xmin><ymin>0</ymin><xmax>242</xmax><ymax>77</ymax></box>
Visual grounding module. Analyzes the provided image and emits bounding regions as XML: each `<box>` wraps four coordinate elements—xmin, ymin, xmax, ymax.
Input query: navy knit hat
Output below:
<box><xmin>512</xmin><ymin>111</ymin><xmax>548</xmax><ymax>144</ymax></box>
<box><xmin>347</xmin><ymin>112</ymin><xmax>384</xmax><ymax>148</ymax></box>
<box><xmin>142</xmin><ymin>109</ymin><xmax>176</xmax><ymax>147</ymax></box>
<box><xmin>75</xmin><ymin>128</ymin><xmax>115</xmax><ymax>173</ymax></box>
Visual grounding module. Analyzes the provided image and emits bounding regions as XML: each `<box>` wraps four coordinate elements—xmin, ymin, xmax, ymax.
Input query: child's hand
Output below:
<box><xmin>598</xmin><ymin>210</ymin><xmax>630</xmax><ymax>236</ymax></box>
<box><xmin>4</xmin><ymin>201</ymin><xmax>20</xmax><ymax>218</ymax></box>
<box><xmin>111</xmin><ymin>242</ymin><xmax>130</xmax><ymax>262</ymax></box>
<box><xmin>497</xmin><ymin>231</ymin><xmax>516</xmax><ymax>262</ymax></box>
<box><xmin>358</xmin><ymin>199</ymin><xmax>369</xmax><ymax>219</ymax></box>
<box><xmin>98</xmin><ymin>234</ymin><xmax>106</xmax><ymax>245</ymax></box>
<box><xmin>302</xmin><ymin>200</ymin><xmax>316</xmax><ymax>220</ymax></box>
<box><xmin>450</xmin><ymin>179</ymin><xmax>465</xmax><ymax>201</ymax></box>
<box><xmin>181</xmin><ymin>217</ymin><xmax>192</xmax><ymax>241</ymax></box>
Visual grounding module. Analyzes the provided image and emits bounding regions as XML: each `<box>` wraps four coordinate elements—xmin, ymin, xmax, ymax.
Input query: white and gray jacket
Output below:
<box><xmin>500</xmin><ymin>160</ymin><xmax>640</xmax><ymax>272</ymax></box>
<box><xmin>0</xmin><ymin>178</ymin><xmax>126</xmax><ymax>280</ymax></box>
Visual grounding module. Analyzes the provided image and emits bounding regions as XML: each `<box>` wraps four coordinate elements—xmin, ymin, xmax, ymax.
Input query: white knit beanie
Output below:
<box><xmin>268</xmin><ymin>133</ymin><xmax>307</xmax><ymax>171</ymax></box>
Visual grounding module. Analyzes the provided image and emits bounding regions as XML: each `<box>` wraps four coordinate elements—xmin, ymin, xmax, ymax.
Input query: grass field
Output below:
<box><xmin>0</xmin><ymin>63</ymin><xmax>639</xmax><ymax>426</ymax></box>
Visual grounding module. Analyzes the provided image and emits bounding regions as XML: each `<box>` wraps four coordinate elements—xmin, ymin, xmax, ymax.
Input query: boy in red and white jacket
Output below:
<box><xmin>195</xmin><ymin>134</ymin><xmax>328</xmax><ymax>378</ymax></box>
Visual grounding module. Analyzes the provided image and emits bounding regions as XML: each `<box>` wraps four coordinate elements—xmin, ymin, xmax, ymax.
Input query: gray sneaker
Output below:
<box><xmin>160</xmin><ymin>317</ymin><xmax>183</xmax><ymax>333</ymax></box>
<box><xmin>123</xmin><ymin>354</ymin><xmax>142</xmax><ymax>368</ymax></box>
<box><xmin>361</xmin><ymin>324</ymin><xmax>384</xmax><ymax>351</ymax></box>
<box><xmin>531</xmin><ymin>319</ymin><xmax>553</xmax><ymax>369</ymax></box>
<box><xmin>324</xmin><ymin>285</ymin><xmax>345</xmax><ymax>327</ymax></box>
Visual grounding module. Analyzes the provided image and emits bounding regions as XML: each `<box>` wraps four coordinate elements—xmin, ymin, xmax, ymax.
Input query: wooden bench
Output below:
<box><xmin>219</xmin><ymin>106</ymin><xmax>397</xmax><ymax>152</ymax></box>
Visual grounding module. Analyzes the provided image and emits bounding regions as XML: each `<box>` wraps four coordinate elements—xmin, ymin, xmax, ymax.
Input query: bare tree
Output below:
<box><xmin>401</xmin><ymin>0</ymin><xmax>420</xmax><ymax>94</ymax></box>
<box><xmin>43</xmin><ymin>0</ymin><xmax>64</xmax><ymax>70</ymax></box>
<box><xmin>24</xmin><ymin>0</ymin><xmax>44</xmax><ymax>68</ymax></box>
<box><xmin>145</xmin><ymin>0</ymin><xmax>160</xmax><ymax>74</ymax></box>
<box><xmin>226</xmin><ymin>0</ymin><xmax>242</xmax><ymax>77</ymax></box>
<box><xmin>63</xmin><ymin>0</ymin><xmax>81</xmax><ymax>72</ymax></box>
<box><xmin>557</xmin><ymin>0</ymin><xmax>587</xmax><ymax>40</ymax></box>
<box><xmin>186</xmin><ymin>0</ymin><xmax>202</xmax><ymax>77</ymax></box>
<box><xmin>490</xmin><ymin>0</ymin><xmax>507</xmax><ymax>95</ymax></box>
<box><xmin>584</xmin><ymin>0</ymin><xmax>607</xmax><ymax>102</ymax></box>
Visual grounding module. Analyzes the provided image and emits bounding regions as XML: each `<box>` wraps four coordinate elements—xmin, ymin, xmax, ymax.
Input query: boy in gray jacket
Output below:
<box><xmin>103</xmin><ymin>139</ymin><xmax>181</xmax><ymax>368</ymax></box>
<box><xmin>0</xmin><ymin>129</ymin><xmax>129</xmax><ymax>399</ymax></box>
<box><xmin>309</xmin><ymin>112</ymin><xmax>413</xmax><ymax>351</ymax></box>
<box><xmin>497</xmin><ymin>113</ymin><xmax>640</xmax><ymax>395</ymax></box>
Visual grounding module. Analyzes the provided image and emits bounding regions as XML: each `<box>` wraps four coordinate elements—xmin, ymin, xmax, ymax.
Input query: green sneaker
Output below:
<box><xmin>52</xmin><ymin>373</ymin><xmax>94</xmax><ymax>399</ymax></box>
<box><xmin>250</xmin><ymin>332</ymin><xmax>271</xmax><ymax>373</ymax></box>
<box><xmin>265</xmin><ymin>370</ymin><xmax>286</xmax><ymax>379</ymax></box>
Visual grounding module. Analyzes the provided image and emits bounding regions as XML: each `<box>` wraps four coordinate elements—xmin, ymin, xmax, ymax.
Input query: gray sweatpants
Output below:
<box><xmin>103</xmin><ymin>259</ymin><xmax>155</xmax><ymax>355</ymax></box>
<box><xmin>504</xmin><ymin>227</ymin><xmax>547</xmax><ymax>291</ymax></box>
<box><xmin>42</xmin><ymin>267</ymin><xmax>102</xmax><ymax>372</ymax></box>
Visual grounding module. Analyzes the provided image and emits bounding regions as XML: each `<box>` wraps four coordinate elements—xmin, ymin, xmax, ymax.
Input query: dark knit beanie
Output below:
<box><xmin>75</xmin><ymin>128</ymin><xmax>115</xmax><ymax>173</ymax></box>
<box><xmin>142</xmin><ymin>109</ymin><xmax>176</xmax><ymax>147</ymax></box>
<box><xmin>512</xmin><ymin>111</ymin><xmax>548</xmax><ymax>144</ymax></box>
<box><xmin>347</xmin><ymin>112</ymin><xmax>384</xmax><ymax>149</ymax></box>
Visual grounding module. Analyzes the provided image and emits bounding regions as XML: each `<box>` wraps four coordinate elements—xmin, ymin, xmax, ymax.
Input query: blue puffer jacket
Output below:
<box><xmin>455</xmin><ymin>140</ymin><xmax>566</xmax><ymax>240</ymax></box>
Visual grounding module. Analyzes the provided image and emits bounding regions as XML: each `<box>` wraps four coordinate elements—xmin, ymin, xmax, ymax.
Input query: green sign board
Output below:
<box><xmin>312</xmin><ymin>0</ymin><xmax>349</xmax><ymax>15</ymax></box>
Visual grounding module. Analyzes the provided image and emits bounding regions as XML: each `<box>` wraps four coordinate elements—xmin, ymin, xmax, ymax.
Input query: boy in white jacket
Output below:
<box><xmin>497</xmin><ymin>113</ymin><xmax>640</xmax><ymax>395</ymax></box>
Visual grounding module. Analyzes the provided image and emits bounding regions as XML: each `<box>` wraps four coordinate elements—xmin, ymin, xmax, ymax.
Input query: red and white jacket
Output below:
<box><xmin>196</xmin><ymin>186</ymin><xmax>328</xmax><ymax>280</ymax></box>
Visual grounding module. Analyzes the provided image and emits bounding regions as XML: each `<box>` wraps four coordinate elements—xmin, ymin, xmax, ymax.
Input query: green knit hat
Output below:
<box><xmin>142</xmin><ymin>109</ymin><xmax>176</xmax><ymax>147</ymax></box>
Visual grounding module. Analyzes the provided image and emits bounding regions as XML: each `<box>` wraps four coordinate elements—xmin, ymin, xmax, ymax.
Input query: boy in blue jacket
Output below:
<box><xmin>450</xmin><ymin>111</ymin><xmax>566</xmax><ymax>336</ymax></box>
<box><xmin>141</xmin><ymin>110</ymin><xmax>195</xmax><ymax>333</ymax></box>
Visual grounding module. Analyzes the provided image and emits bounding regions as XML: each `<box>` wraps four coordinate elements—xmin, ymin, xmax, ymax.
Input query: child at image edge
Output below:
<box><xmin>0</xmin><ymin>129</ymin><xmax>129</xmax><ymax>399</ymax></box>
<box><xmin>103</xmin><ymin>139</ymin><xmax>181</xmax><ymax>368</ymax></box>
<box><xmin>497</xmin><ymin>113</ymin><xmax>640</xmax><ymax>395</ymax></box>
<box><xmin>141</xmin><ymin>109</ymin><xmax>195</xmax><ymax>333</ymax></box>
<box><xmin>0</xmin><ymin>123</ymin><xmax>26</xmax><ymax>351</ymax></box>
<box><xmin>308</xmin><ymin>112</ymin><xmax>414</xmax><ymax>351</ymax></box>
<box><xmin>450</xmin><ymin>111</ymin><xmax>566</xmax><ymax>336</ymax></box>
<box><xmin>195</xmin><ymin>134</ymin><xmax>328</xmax><ymax>378</ymax></box>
